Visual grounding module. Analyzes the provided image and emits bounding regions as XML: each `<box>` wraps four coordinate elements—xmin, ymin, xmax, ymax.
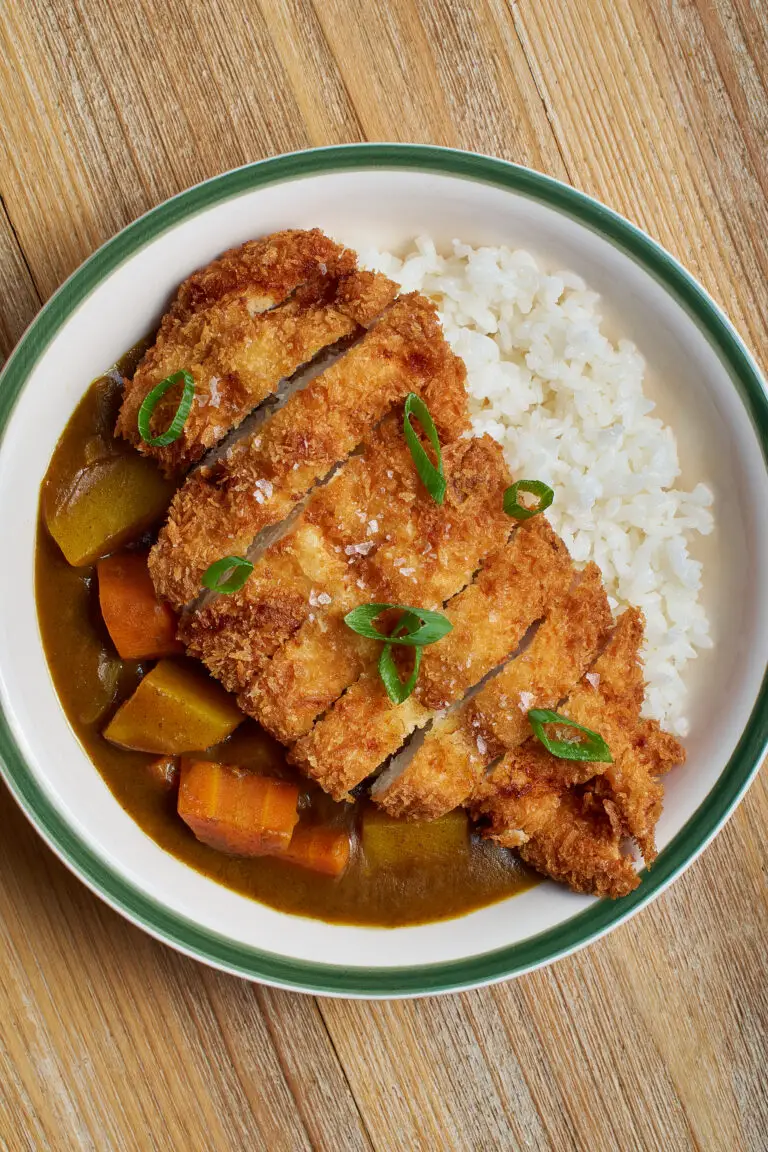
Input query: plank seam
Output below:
<box><xmin>504</xmin><ymin>0</ymin><xmax>575</xmax><ymax>184</ymax></box>
<box><xmin>0</xmin><ymin>194</ymin><xmax>43</xmax><ymax>306</ymax></box>
<box><xmin>314</xmin><ymin>998</ymin><xmax>378</xmax><ymax>1152</ymax></box>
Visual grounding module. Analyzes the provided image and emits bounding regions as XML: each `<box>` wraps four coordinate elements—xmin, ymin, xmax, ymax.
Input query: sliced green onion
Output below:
<box><xmin>344</xmin><ymin>602</ymin><xmax>452</xmax><ymax>647</ymax></box>
<box><xmin>403</xmin><ymin>392</ymin><xmax>446</xmax><ymax>505</ymax></box>
<box><xmin>201</xmin><ymin>555</ymin><xmax>254</xmax><ymax>594</ymax></box>
<box><xmin>528</xmin><ymin>708</ymin><xmax>612</xmax><ymax>763</ymax></box>
<box><xmin>504</xmin><ymin>479</ymin><xmax>554</xmax><ymax>521</ymax></box>
<box><xmin>378</xmin><ymin>615</ymin><xmax>424</xmax><ymax>703</ymax></box>
<box><xmin>138</xmin><ymin>370</ymin><xmax>195</xmax><ymax>446</ymax></box>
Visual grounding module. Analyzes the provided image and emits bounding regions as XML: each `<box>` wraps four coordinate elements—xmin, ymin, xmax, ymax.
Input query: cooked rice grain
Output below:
<box><xmin>361</xmin><ymin>238</ymin><xmax>714</xmax><ymax>736</ymax></box>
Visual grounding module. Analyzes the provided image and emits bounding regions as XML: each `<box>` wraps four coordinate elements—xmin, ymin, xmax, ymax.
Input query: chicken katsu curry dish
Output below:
<box><xmin>37</xmin><ymin>228</ymin><xmax>714</xmax><ymax>926</ymax></box>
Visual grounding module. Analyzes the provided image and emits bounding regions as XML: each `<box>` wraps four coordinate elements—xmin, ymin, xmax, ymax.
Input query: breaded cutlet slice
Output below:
<box><xmin>244</xmin><ymin>427</ymin><xmax>512</xmax><ymax>742</ymax></box>
<box><xmin>117</xmin><ymin>256</ymin><xmax>397</xmax><ymax>476</ymax></box>
<box><xmin>372</xmin><ymin>563</ymin><xmax>612</xmax><ymax>821</ymax></box>
<box><xmin>471</xmin><ymin>609</ymin><xmax>685</xmax><ymax>870</ymax></box>
<box><xmin>473</xmin><ymin>760</ymin><xmax>640</xmax><ymax>899</ymax></box>
<box><xmin>289</xmin><ymin>518</ymin><xmax>572</xmax><ymax>802</ymax></box>
<box><xmin>170</xmin><ymin>228</ymin><xmax>352</xmax><ymax>322</ymax></box>
<box><xmin>180</xmin><ymin>420</ymin><xmax>509</xmax><ymax>699</ymax></box>
<box><xmin>178</xmin><ymin>519</ymin><xmax>354</xmax><ymax>695</ymax></box>
<box><xmin>562</xmin><ymin>607</ymin><xmax>685</xmax><ymax>863</ymax></box>
<box><xmin>149</xmin><ymin>292</ymin><xmax>470</xmax><ymax>609</ymax></box>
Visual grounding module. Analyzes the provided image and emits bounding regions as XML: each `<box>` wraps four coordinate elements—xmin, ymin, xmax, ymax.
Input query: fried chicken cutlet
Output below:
<box><xmin>290</xmin><ymin>518</ymin><xmax>572</xmax><ymax>801</ymax></box>
<box><xmin>117</xmin><ymin>230</ymin><xmax>392</xmax><ymax>473</ymax></box>
<box><xmin>470</xmin><ymin>609</ymin><xmax>686</xmax><ymax>893</ymax></box>
<box><xmin>244</xmin><ymin>425</ymin><xmax>513</xmax><ymax>742</ymax></box>
<box><xmin>149</xmin><ymin>291</ymin><xmax>469</xmax><ymax>608</ymax></box>
<box><xmin>372</xmin><ymin>563</ymin><xmax>612</xmax><ymax>820</ymax></box>
<box><xmin>180</xmin><ymin>419</ymin><xmax>510</xmax><ymax>703</ymax></box>
<box><xmin>117</xmin><ymin>250</ymin><xmax>397</xmax><ymax>475</ymax></box>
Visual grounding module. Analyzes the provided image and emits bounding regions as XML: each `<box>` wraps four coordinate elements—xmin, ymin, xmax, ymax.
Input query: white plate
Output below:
<box><xmin>1</xmin><ymin>145</ymin><xmax>766</xmax><ymax>997</ymax></box>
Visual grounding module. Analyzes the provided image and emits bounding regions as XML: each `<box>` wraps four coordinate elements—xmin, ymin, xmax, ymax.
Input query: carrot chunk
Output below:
<box><xmin>178</xmin><ymin>760</ymin><xmax>299</xmax><ymax>856</ymax></box>
<box><xmin>282</xmin><ymin>825</ymin><xmax>351</xmax><ymax>877</ymax></box>
<box><xmin>98</xmin><ymin>552</ymin><xmax>183</xmax><ymax>660</ymax></box>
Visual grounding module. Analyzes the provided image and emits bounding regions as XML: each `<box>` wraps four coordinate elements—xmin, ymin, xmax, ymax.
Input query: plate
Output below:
<box><xmin>1</xmin><ymin>145</ymin><xmax>766</xmax><ymax>997</ymax></box>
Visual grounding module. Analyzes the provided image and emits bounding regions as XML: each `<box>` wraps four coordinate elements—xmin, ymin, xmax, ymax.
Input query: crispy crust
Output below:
<box><xmin>170</xmin><ymin>228</ymin><xmax>350</xmax><ymax>321</ymax></box>
<box><xmin>117</xmin><ymin>265</ymin><xmax>397</xmax><ymax>476</ymax></box>
<box><xmin>373</xmin><ymin>563</ymin><xmax>612</xmax><ymax>821</ymax></box>
<box><xmin>290</xmin><ymin>517</ymin><xmax>572</xmax><ymax>801</ymax></box>
<box><xmin>470</xmin><ymin>607</ymin><xmax>683</xmax><ymax>883</ymax></box>
<box><xmin>415</xmin><ymin>518</ymin><xmax>572</xmax><ymax>712</ymax></box>
<box><xmin>180</xmin><ymin>419</ymin><xmax>505</xmax><ymax>699</ymax></box>
<box><xmin>245</xmin><ymin>429</ymin><xmax>513</xmax><ymax>743</ymax></box>
<box><xmin>632</xmin><ymin>718</ymin><xmax>686</xmax><ymax>777</ymax></box>
<box><xmin>149</xmin><ymin>291</ymin><xmax>470</xmax><ymax>608</ymax></box>
<box><xmin>178</xmin><ymin>521</ymin><xmax>354</xmax><ymax>694</ymax></box>
<box><xmin>473</xmin><ymin>758</ymin><xmax>640</xmax><ymax>899</ymax></box>
<box><xmin>562</xmin><ymin>608</ymin><xmax>668</xmax><ymax>863</ymax></box>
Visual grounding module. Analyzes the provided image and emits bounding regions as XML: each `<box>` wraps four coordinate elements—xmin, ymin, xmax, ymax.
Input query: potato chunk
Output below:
<box><xmin>103</xmin><ymin>660</ymin><xmax>242</xmax><ymax>753</ymax></box>
<box><xmin>361</xmin><ymin>806</ymin><xmax>468</xmax><ymax>869</ymax></box>
<box><xmin>178</xmin><ymin>760</ymin><xmax>299</xmax><ymax>856</ymax></box>
<box><xmin>44</xmin><ymin>455</ymin><xmax>174</xmax><ymax>567</ymax></box>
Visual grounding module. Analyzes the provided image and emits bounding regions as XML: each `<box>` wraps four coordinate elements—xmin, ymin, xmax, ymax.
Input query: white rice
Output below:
<box><xmin>361</xmin><ymin>237</ymin><xmax>714</xmax><ymax>737</ymax></box>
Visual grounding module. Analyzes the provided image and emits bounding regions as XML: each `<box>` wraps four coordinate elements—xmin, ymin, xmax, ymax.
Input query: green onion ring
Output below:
<box><xmin>137</xmin><ymin>370</ymin><xmax>195</xmax><ymax>446</ymax></box>
<box><xmin>378</xmin><ymin>613</ymin><xmax>424</xmax><ymax>703</ymax></box>
<box><xmin>403</xmin><ymin>392</ymin><xmax>446</xmax><ymax>505</ymax></box>
<box><xmin>201</xmin><ymin>555</ymin><xmax>254</xmax><ymax>594</ymax></box>
<box><xmin>503</xmin><ymin>479</ymin><xmax>554</xmax><ymax>521</ymax></box>
<box><xmin>528</xmin><ymin>708</ymin><xmax>612</xmax><ymax>763</ymax></box>
<box><xmin>344</xmin><ymin>602</ymin><xmax>452</xmax><ymax>647</ymax></box>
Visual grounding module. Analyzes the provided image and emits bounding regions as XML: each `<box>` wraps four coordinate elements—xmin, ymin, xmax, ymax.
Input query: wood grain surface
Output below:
<box><xmin>1</xmin><ymin>2</ymin><xmax>766</xmax><ymax>1148</ymax></box>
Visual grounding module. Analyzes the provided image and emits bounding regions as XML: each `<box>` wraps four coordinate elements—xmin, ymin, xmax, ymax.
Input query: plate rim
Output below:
<box><xmin>1</xmin><ymin>142</ymin><xmax>767</xmax><ymax>998</ymax></box>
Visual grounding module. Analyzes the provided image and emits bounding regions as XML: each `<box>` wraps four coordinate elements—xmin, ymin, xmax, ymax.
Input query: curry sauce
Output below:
<box><xmin>36</xmin><ymin>367</ymin><xmax>537</xmax><ymax>927</ymax></box>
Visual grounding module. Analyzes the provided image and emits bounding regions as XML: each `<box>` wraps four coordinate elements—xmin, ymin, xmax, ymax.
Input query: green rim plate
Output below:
<box><xmin>1</xmin><ymin>144</ymin><xmax>767</xmax><ymax>997</ymax></box>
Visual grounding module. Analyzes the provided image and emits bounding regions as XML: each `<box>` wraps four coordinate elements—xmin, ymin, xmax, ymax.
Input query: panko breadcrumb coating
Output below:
<box><xmin>372</xmin><ymin>563</ymin><xmax>612</xmax><ymax>820</ymax></box>
<box><xmin>290</xmin><ymin>518</ymin><xmax>572</xmax><ymax>801</ymax></box>
<box><xmin>470</xmin><ymin>609</ymin><xmax>686</xmax><ymax>894</ymax></box>
<box><xmin>246</xmin><ymin>424</ymin><xmax>513</xmax><ymax>743</ymax></box>
<box><xmin>118</xmin><ymin>250</ymin><xmax>396</xmax><ymax>476</ymax></box>
<box><xmin>149</xmin><ymin>291</ymin><xmax>469</xmax><ymax>608</ymax></box>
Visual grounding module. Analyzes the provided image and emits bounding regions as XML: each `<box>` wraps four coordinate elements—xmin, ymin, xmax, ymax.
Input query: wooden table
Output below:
<box><xmin>1</xmin><ymin>3</ymin><xmax>766</xmax><ymax>1148</ymax></box>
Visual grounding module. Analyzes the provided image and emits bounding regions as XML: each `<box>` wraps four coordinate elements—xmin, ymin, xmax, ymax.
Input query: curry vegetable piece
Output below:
<box><xmin>97</xmin><ymin>552</ymin><xmax>183</xmax><ymax>660</ymax></box>
<box><xmin>44</xmin><ymin>453</ymin><xmax>174</xmax><ymax>567</ymax></box>
<box><xmin>178</xmin><ymin>760</ymin><xmax>299</xmax><ymax>856</ymax></box>
<box><xmin>282</xmin><ymin>825</ymin><xmax>351</xmax><ymax>877</ymax></box>
<box><xmin>362</xmin><ymin>807</ymin><xmax>468</xmax><ymax>869</ymax></box>
<box><xmin>103</xmin><ymin>660</ymin><xmax>242</xmax><ymax>754</ymax></box>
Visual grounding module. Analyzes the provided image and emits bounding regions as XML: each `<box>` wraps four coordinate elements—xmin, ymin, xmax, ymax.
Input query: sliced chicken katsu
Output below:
<box><xmin>471</xmin><ymin>608</ymin><xmax>685</xmax><ymax>880</ymax></box>
<box><xmin>372</xmin><ymin>563</ymin><xmax>612</xmax><ymax>821</ymax></box>
<box><xmin>118</xmin><ymin>253</ymin><xmax>397</xmax><ymax>475</ymax></box>
<box><xmin>180</xmin><ymin>419</ymin><xmax>509</xmax><ymax>700</ymax></box>
<box><xmin>473</xmin><ymin>760</ymin><xmax>640</xmax><ymax>899</ymax></box>
<box><xmin>170</xmin><ymin>228</ymin><xmax>352</xmax><ymax>322</ymax></box>
<box><xmin>560</xmin><ymin>609</ymin><xmax>686</xmax><ymax>862</ymax></box>
<box><xmin>117</xmin><ymin>229</ymin><xmax>359</xmax><ymax>474</ymax></box>
<box><xmin>245</xmin><ymin>426</ymin><xmax>512</xmax><ymax>742</ymax></box>
<box><xmin>150</xmin><ymin>291</ymin><xmax>470</xmax><ymax>608</ymax></box>
<box><xmin>290</xmin><ymin>518</ymin><xmax>572</xmax><ymax>802</ymax></box>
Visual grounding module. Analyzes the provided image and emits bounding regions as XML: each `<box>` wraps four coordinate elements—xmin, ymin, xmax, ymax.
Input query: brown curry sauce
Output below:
<box><xmin>35</xmin><ymin>361</ymin><xmax>536</xmax><ymax>926</ymax></box>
